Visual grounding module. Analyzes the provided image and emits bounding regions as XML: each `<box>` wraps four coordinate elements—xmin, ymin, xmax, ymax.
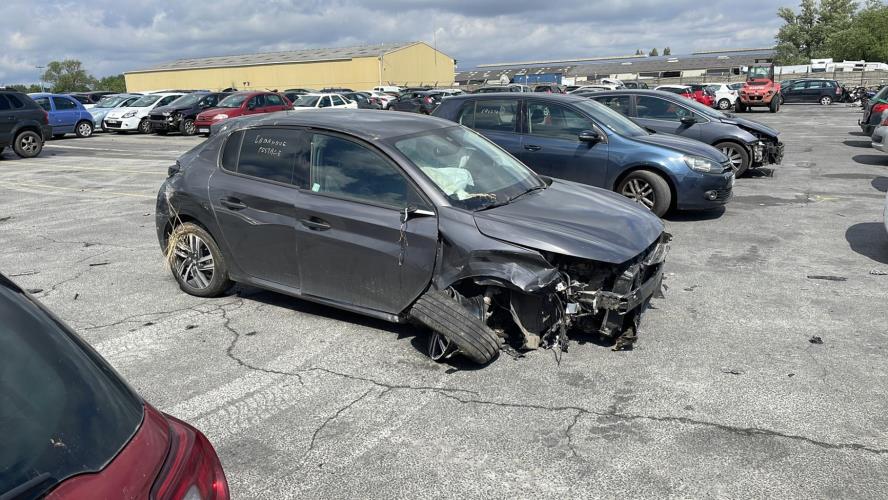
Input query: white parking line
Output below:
<box><xmin>0</xmin><ymin>180</ymin><xmax>153</xmax><ymax>198</ymax></box>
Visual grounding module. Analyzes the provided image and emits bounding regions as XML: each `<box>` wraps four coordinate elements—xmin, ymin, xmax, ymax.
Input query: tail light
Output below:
<box><xmin>872</xmin><ymin>103</ymin><xmax>888</xmax><ymax>116</ymax></box>
<box><xmin>151</xmin><ymin>415</ymin><xmax>229</xmax><ymax>500</ymax></box>
<box><xmin>836</xmin><ymin>87</ymin><xmax>842</xmax><ymax>95</ymax></box>
<box><xmin>42</xmin><ymin>110</ymin><xmax>49</xmax><ymax>124</ymax></box>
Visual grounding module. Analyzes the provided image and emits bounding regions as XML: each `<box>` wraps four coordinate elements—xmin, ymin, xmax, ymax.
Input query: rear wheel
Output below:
<box><xmin>769</xmin><ymin>98</ymin><xmax>780</xmax><ymax>113</ymax></box>
<box><xmin>75</xmin><ymin>121</ymin><xmax>93</xmax><ymax>138</ymax></box>
<box><xmin>820</xmin><ymin>95</ymin><xmax>833</xmax><ymax>105</ymax></box>
<box><xmin>167</xmin><ymin>223</ymin><xmax>231</xmax><ymax>297</ymax></box>
<box><xmin>735</xmin><ymin>100</ymin><xmax>747</xmax><ymax>112</ymax></box>
<box><xmin>717</xmin><ymin>98</ymin><xmax>731</xmax><ymax>110</ymax></box>
<box><xmin>617</xmin><ymin>170</ymin><xmax>671</xmax><ymax>217</ymax></box>
<box><xmin>13</xmin><ymin>130</ymin><xmax>42</xmax><ymax>158</ymax></box>
<box><xmin>715</xmin><ymin>142</ymin><xmax>750</xmax><ymax>177</ymax></box>
<box><xmin>411</xmin><ymin>289</ymin><xmax>500</xmax><ymax>365</ymax></box>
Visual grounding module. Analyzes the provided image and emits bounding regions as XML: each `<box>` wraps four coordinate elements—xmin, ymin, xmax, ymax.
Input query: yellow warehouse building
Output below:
<box><xmin>124</xmin><ymin>41</ymin><xmax>456</xmax><ymax>93</ymax></box>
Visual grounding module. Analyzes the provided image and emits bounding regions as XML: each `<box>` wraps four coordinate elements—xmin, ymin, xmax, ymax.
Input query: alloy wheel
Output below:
<box><xmin>718</xmin><ymin>99</ymin><xmax>731</xmax><ymax>110</ymax></box>
<box><xmin>428</xmin><ymin>331</ymin><xmax>456</xmax><ymax>361</ymax></box>
<box><xmin>139</xmin><ymin>118</ymin><xmax>150</xmax><ymax>133</ymax></box>
<box><xmin>821</xmin><ymin>96</ymin><xmax>832</xmax><ymax>105</ymax></box>
<box><xmin>77</xmin><ymin>122</ymin><xmax>92</xmax><ymax>137</ymax></box>
<box><xmin>620</xmin><ymin>178</ymin><xmax>655</xmax><ymax>209</ymax></box>
<box><xmin>720</xmin><ymin>146</ymin><xmax>743</xmax><ymax>172</ymax></box>
<box><xmin>19</xmin><ymin>134</ymin><xmax>39</xmax><ymax>154</ymax></box>
<box><xmin>183</xmin><ymin>119</ymin><xmax>196</xmax><ymax>136</ymax></box>
<box><xmin>173</xmin><ymin>233</ymin><xmax>215</xmax><ymax>289</ymax></box>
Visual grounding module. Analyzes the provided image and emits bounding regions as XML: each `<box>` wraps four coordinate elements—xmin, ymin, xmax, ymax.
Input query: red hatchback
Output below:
<box><xmin>0</xmin><ymin>273</ymin><xmax>229</xmax><ymax>500</ymax></box>
<box><xmin>194</xmin><ymin>91</ymin><xmax>292</xmax><ymax>136</ymax></box>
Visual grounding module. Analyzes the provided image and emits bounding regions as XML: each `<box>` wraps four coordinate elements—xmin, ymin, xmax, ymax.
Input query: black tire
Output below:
<box><xmin>769</xmin><ymin>98</ymin><xmax>780</xmax><ymax>113</ymax></box>
<box><xmin>820</xmin><ymin>95</ymin><xmax>832</xmax><ymax>105</ymax></box>
<box><xmin>138</xmin><ymin>118</ymin><xmax>151</xmax><ymax>134</ymax></box>
<box><xmin>75</xmin><ymin>120</ymin><xmax>93</xmax><ymax>138</ymax></box>
<box><xmin>180</xmin><ymin>118</ymin><xmax>196</xmax><ymax>136</ymax></box>
<box><xmin>410</xmin><ymin>289</ymin><xmax>500</xmax><ymax>365</ymax></box>
<box><xmin>617</xmin><ymin>170</ymin><xmax>671</xmax><ymax>217</ymax></box>
<box><xmin>167</xmin><ymin>222</ymin><xmax>232</xmax><ymax>297</ymax></box>
<box><xmin>778</xmin><ymin>94</ymin><xmax>785</xmax><ymax>105</ymax></box>
<box><xmin>735</xmin><ymin>100</ymin><xmax>747</xmax><ymax>112</ymax></box>
<box><xmin>717</xmin><ymin>98</ymin><xmax>731</xmax><ymax>110</ymax></box>
<box><xmin>13</xmin><ymin>130</ymin><xmax>43</xmax><ymax>158</ymax></box>
<box><xmin>715</xmin><ymin>141</ymin><xmax>750</xmax><ymax>177</ymax></box>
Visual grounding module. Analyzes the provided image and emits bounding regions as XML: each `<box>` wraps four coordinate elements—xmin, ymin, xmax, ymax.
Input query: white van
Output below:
<box><xmin>373</xmin><ymin>85</ymin><xmax>402</xmax><ymax>93</ymax></box>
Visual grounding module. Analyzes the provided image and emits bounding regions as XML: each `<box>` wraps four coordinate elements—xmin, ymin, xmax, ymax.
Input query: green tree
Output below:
<box><xmin>775</xmin><ymin>0</ymin><xmax>858</xmax><ymax>63</ymax></box>
<box><xmin>96</xmin><ymin>74</ymin><xmax>127</xmax><ymax>93</ymax></box>
<box><xmin>41</xmin><ymin>60</ymin><xmax>96</xmax><ymax>93</ymax></box>
<box><xmin>649</xmin><ymin>48</ymin><xmax>659</xmax><ymax>56</ymax></box>
<box><xmin>8</xmin><ymin>84</ymin><xmax>43</xmax><ymax>93</ymax></box>
<box><xmin>663</xmin><ymin>47</ymin><xmax>671</xmax><ymax>56</ymax></box>
<box><xmin>635</xmin><ymin>49</ymin><xmax>643</xmax><ymax>55</ymax></box>
<box><xmin>826</xmin><ymin>1</ymin><xmax>888</xmax><ymax>61</ymax></box>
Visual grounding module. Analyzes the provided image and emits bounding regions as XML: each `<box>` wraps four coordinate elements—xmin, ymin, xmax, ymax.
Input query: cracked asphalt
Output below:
<box><xmin>1</xmin><ymin>104</ymin><xmax>887</xmax><ymax>498</ymax></box>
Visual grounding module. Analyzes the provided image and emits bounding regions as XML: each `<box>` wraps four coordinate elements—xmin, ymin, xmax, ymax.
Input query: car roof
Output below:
<box><xmin>229</xmin><ymin>109</ymin><xmax>456</xmax><ymax>141</ymax></box>
<box><xmin>444</xmin><ymin>92</ymin><xmax>588</xmax><ymax>104</ymax></box>
<box><xmin>656</xmin><ymin>85</ymin><xmax>690</xmax><ymax>89</ymax></box>
<box><xmin>583</xmin><ymin>89</ymin><xmax>690</xmax><ymax>99</ymax></box>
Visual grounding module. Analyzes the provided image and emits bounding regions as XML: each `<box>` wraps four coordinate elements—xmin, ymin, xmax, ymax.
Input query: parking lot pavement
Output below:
<box><xmin>1</xmin><ymin>106</ymin><xmax>887</xmax><ymax>498</ymax></box>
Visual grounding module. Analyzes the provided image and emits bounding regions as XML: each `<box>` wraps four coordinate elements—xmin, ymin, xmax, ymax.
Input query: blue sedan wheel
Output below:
<box><xmin>75</xmin><ymin>121</ymin><xmax>94</xmax><ymax>138</ymax></box>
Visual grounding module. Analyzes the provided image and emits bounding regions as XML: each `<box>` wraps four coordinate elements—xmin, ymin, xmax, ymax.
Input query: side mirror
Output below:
<box><xmin>680</xmin><ymin>115</ymin><xmax>697</xmax><ymax>125</ymax></box>
<box><xmin>401</xmin><ymin>205</ymin><xmax>435</xmax><ymax>222</ymax></box>
<box><xmin>578</xmin><ymin>129</ymin><xmax>601</xmax><ymax>143</ymax></box>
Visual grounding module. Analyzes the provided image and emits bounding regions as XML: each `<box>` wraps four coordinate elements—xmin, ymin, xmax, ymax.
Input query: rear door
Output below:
<box><xmin>51</xmin><ymin>96</ymin><xmax>80</xmax><ymax>133</ymax></box>
<box><xmin>295</xmin><ymin>131</ymin><xmax>437</xmax><ymax>314</ymax></box>
<box><xmin>0</xmin><ymin>95</ymin><xmax>17</xmax><ymax>143</ymax></box>
<box><xmin>631</xmin><ymin>94</ymin><xmax>702</xmax><ymax>140</ymax></box>
<box><xmin>517</xmin><ymin>99</ymin><xmax>610</xmax><ymax>187</ymax></box>
<box><xmin>456</xmin><ymin>98</ymin><xmax>523</xmax><ymax>156</ymax></box>
<box><xmin>208</xmin><ymin>127</ymin><xmax>309</xmax><ymax>288</ymax></box>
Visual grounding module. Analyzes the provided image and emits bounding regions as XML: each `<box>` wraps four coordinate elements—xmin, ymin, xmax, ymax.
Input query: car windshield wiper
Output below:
<box><xmin>477</xmin><ymin>184</ymin><xmax>546</xmax><ymax>211</ymax></box>
<box><xmin>1</xmin><ymin>473</ymin><xmax>55</xmax><ymax>500</ymax></box>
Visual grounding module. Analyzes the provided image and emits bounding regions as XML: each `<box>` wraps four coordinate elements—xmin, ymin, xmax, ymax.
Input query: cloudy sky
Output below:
<box><xmin>2</xmin><ymin>0</ymin><xmax>786</xmax><ymax>84</ymax></box>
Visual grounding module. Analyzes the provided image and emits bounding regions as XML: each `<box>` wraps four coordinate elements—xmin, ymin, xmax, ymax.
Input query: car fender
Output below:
<box><xmin>607</xmin><ymin>159</ymin><xmax>681</xmax><ymax>194</ymax></box>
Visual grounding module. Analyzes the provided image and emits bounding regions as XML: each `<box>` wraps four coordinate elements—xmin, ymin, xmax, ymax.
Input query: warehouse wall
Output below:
<box><xmin>124</xmin><ymin>43</ymin><xmax>456</xmax><ymax>92</ymax></box>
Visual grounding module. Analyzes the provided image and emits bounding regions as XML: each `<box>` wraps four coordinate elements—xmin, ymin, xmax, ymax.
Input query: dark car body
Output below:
<box><xmin>149</xmin><ymin>92</ymin><xmax>232</xmax><ymax>135</ymax></box>
<box><xmin>0</xmin><ymin>90</ymin><xmax>51</xmax><ymax>158</ymax></box>
<box><xmin>319</xmin><ymin>87</ymin><xmax>353</xmax><ymax>93</ymax></box>
<box><xmin>389</xmin><ymin>91</ymin><xmax>444</xmax><ymax>114</ymax></box>
<box><xmin>533</xmin><ymin>84</ymin><xmax>564</xmax><ymax>93</ymax></box>
<box><xmin>623</xmin><ymin>81</ymin><xmax>649</xmax><ymax>89</ymax></box>
<box><xmin>156</xmin><ymin>110</ymin><xmax>669</xmax><ymax>362</ymax></box>
<box><xmin>860</xmin><ymin>85</ymin><xmax>888</xmax><ymax>135</ymax></box>
<box><xmin>343</xmin><ymin>91</ymin><xmax>381</xmax><ymax>109</ymax></box>
<box><xmin>0</xmin><ymin>273</ymin><xmax>228</xmax><ymax>500</ymax></box>
<box><xmin>433</xmin><ymin>93</ymin><xmax>733</xmax><ymax>214</ymax></box>
<box><xmin>587</xmin><ymin>90</ymin><xmax>783</xmax><ymax>175</ymax></box>
<box><xmin>67</xmin><ymin>91</ymin><xmax>115</xmax><ymax>106</ymax></box>
<box><xmin>780</xmin><ymin>78</ymin><xmax>843</xmax><ymax>105</ymax></box>
<box><xmin>194</xmin><ymin>91</ymin><xmax>292</xmax><ymax>136</ymax></box>
<box><xmin>474</xmin><ymin>86</ymin><xmax>522</xmax><ymax>93</ymax></box>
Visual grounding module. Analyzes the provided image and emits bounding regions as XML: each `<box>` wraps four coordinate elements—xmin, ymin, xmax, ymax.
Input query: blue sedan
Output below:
<box><xmin>28</xmin><ymin>92</ymin><xmax>95</xmax><ymax>138</ymax></box>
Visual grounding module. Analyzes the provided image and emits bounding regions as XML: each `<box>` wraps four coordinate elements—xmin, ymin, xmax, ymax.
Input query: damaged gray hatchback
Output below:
<box><xmin>155</xmin><ymin>110</ymin><xmax>670</xmax><ymax>364</ymax></box>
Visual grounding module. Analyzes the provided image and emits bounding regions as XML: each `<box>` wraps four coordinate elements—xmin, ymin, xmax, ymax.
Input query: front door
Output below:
<box><xmin>784</xmin><ymin>81</ymin><xmax>807</xmax><ymax>103</ymax></box>
<box><xmin>296</xmin><ymin>132</ymin><xmax>437</xmax><ymax>314</ymax></box>
<box><xmin>632</xmin><ymin>94</ymin><xmax>703</xmax><ymax>140</ymax></box>
<box><xmin>207</xmin><ymin>127</ymin><xmax>309</xmax><ymax>288</ymax></box>
<box><xmin>244</xmin><ymin>94</ymin><xmax>266</xmax><ymax>116</ymax></box>
<box><xmin>516</xmin><ymin>100</ymin><xmax>610</xmax><ymax>187</ymax></box>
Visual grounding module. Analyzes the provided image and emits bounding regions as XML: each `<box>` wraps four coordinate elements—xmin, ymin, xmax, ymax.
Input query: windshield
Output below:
<box><xmin>129</xmin><ymin>94</ymin><xmax>162</xmax><ymax>107</ymax></box>
<box><xmin>393</xmin><ymin>126</ymin><xmax>543</xmax><ymax>210</ymax></box>
<box><xmin>94</xmin><ymin>95</ymin><xmax>129</xmax><ymax>108</ymax></box>
<box><xmin>748</xmin><ymin>66</ymin><xmax>772</xmax><ymax>79</ymax></box>
<box><xmin>167</xmin><ymin>93</ymin><xmax>203</xmax><ymax>107</ymax></box>
<box><xmin>294</xmin><ymin>95</ymin><xmax>320</xmax><ymax>107</ymax></box>
<box><xmin>218</xmin><ymin>94</ymin><xmax>248</xmax><ymax>108</ymax></box>
<box><xmin>573</xmin><ymin>99</ymin><xmax>648</xmax><ymax>137</ymax></box>
<box><xmin>0</xmin><ymin>282</ymin><xmax>142</xmax><ymax>497</ymax></box>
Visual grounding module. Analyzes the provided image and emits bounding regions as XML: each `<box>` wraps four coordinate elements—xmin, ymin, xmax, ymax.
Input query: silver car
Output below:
<box><xmin>872</xmin><ymin>110</ymin><xmax>887</xmax><ymax>153</ymax></box>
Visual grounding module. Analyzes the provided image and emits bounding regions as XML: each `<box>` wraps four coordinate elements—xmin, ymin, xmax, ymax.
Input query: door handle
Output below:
<box><xmin>524</xmin><ymin>145</ymin><xmax>542</xmax><ymax>151</ymax></box>
<box><xmin>220</xmin><ymin>198</ymin><xmax>247</xmax><ymax>210</ymax></box>
<box><xmin>300</xmin><ymin>217</ymin><xmax>331</xmax><ymax>231</ymax></box>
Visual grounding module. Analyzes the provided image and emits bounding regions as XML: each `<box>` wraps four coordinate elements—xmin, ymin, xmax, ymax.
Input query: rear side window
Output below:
<box><xmin>636</xmin><ymin>95</ymin><xmax>689</xmax><ymax>121</ymax></box>
<box><xmin>471</xmin><ymin>99</ymin><xmax>518</xmax><ymax>132</ymax></box>
<box><xmin>266</xmin><ymin>94</ymin><xmax>283</xmax><ymax>106</ymax></box>
<box><xmin>0</xmin><ymin>283</ymin><xmax>142</xmax><ymax>495</ymax></box>
<box><xmin>0</xmin><ymin>95</ymin><xmax>10</xmax><ymax>110</ymax></box>
<box><xmin>6</xmin><ymin>94</ymin><xmax>26</xmax><ymax>109</ymax></box>
<box><xmin>53</xmin><ymin>97</ymin><xmax>78</xmax><ymax>110</ymax></box>
<box><xmin>310</xmin><ymin>133</ymin><xmax>410</xmax><ymax>207</ymax></box>
<box><xmin>34</xmin><ymin>97</ymin><xmax>52</xmax><ymax>111</ymax></box>
<box><xmin>229</xmin><ymin>128</ymin><xmax>309</xmax><ymax>186</ymax></box>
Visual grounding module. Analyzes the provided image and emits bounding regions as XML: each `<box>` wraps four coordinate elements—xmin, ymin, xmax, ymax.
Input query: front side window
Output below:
<box><xmin>470</xmin><ymin>99</ymin><xmax>518</xmax><ymax>132</ymax></box>
<box><xmin>230</xmin><ymin>128</ymin><xmax>308</xmax><ymax>186</ymax></box>
<box><xmin>310</xmin><ymin>134</ymin><xmax>410</xmax><ymax>207</ymax></box>
<box><xmin>636</xmin><ymin>95</ymin><xmax>691</xmax><ymax>121</ymax></box>
<box><xmin>266</xmin><ymin>94</ymin><xmax>283</xmax><ymax>106</ymax></box>
<box><xmin>318</xmin><ymin>97</ymin><xmax>332</xmax><ymax>108</ymax></box>
<box><xmin>34</xmin><ymin>97</ymin><xmax>52</xmax><ymax>111</ymax></box>
<box><xmin>526</xmin><ymin>101</ymin><xmax>595</xmax><ymax>140</ymax></box>
<box><xmin>791</xmin><ymin>81</ymin><xmax>807</xmax><ymax>91</ymax></box>
<box><xmin>248</xmin><ymin>95</ymin><xmax>265</xmax><ymax>109</ymax></box>
<box><xmin>593</xmin><ymin>95</ymin><xmax>630</xmax><ymax>115</ymax></box>
<box><xmin>52</xmin><ymin>97</ymin><xmax>78</xmax><ymax>110</ymax></box>
<box><xmin>393</xmin><ymin>126</ymin><xmax>543</xmax><ymax>210</ymax></box>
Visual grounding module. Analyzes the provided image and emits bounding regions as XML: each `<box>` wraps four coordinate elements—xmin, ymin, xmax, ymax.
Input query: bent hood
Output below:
<box><xmin>633</xmin><ymin>133</ymin><xmax>727</xmax><ymax>163</ymax></box>
<box><xmin>719</xmin><ymin>115</ymin><xmax>779</xmax><ymax>138</ymax></box>
<box><xmin>473</xmin><ymin>180</ymin><xmax>664</xmax><ymax>264</ymax></box>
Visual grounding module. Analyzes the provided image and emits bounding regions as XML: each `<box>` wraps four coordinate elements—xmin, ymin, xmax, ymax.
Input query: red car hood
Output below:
<box><xmin>197</xmin><ymin>107</ymin><xmax>242</xmax><ymax>120</ymax></box>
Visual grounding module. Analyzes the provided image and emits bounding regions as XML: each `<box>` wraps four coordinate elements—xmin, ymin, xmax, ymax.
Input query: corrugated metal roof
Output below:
<box><xmin>456</xmin><ymin>49</ymin><xmax>776</xmax><ymax>82</ymax></box>
<box><xmin>128</xmin><ymin>42</ymin><xmax>421</xmax><ymax>74</ymax></box>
